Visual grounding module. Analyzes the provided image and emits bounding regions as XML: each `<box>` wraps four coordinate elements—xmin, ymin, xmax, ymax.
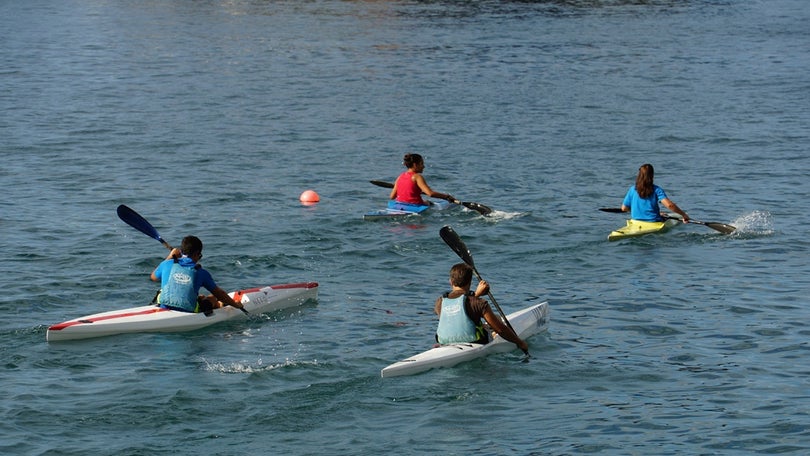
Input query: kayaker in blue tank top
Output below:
<box><xmin>157</xmin><ymin>258</ymin><xmax>207</xmax><ymax>312</ymax></box>
<box><xmin>434</xmin><ymin>263</ymin><xmax>528</xmax><ymax>353</ymax></box>
<box><xmin>621</xmin><ymin>163</ymin><xmax>690</xmax><ymax>222</ymax></box>
<box><xmin>150</xmin><ymin>235</ymin><xmax>246</xmax><ymax>314</ymax></box>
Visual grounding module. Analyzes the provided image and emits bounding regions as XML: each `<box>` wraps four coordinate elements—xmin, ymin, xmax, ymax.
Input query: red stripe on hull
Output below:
<box><xmin>268</xmin><ymin>282</ymin><xmax>318</xmax><ymax>290</ymax></box>
<box><xmin>48</xmin><ymin>307</ymin><xmax>168</xmax><ymax>331</ymax></box>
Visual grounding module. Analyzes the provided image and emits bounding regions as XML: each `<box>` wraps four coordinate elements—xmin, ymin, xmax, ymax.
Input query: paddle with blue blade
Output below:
<box><xmin>117</xmin><ymin>204</ymin><xmax>173</xmax><ymax>251</ymax></box>
<box><xmin>117</xmin><ymin>204</ymin><xmax>248</xmax><ymax>314</ymax></box>
<box><xmin>439</xmin><ymin>225</ymin><xmax>529</xmax><ymax>357</ymax></box>
<box><xmin>370</xmin><ymin>180</ymin><xmax>493</xmax><ymax>216</ymax></box>
<box><xmin>599</xmin><ymin>207</ymin><xmax>736</xmax><ymax>234</ymax></box>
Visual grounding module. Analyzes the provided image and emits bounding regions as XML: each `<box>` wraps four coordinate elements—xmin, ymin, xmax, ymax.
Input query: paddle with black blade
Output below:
<box><xmin>369</xmin><ymin>180</ymin><xmax>493</xmax><ymax>216</ymax></box>
<box><xmin>598</xmin><ymin>207</ymin><xmax>736</xmax><ymax>234</ymax></box>
<box><xmin>116</xmin><ymin>204</ymin><xmax>248</xmax><ymax>314</ymax></box>
<box><xmin>439</xmin><ymin>225</ymin><xmax>529</xmax><ymax>358</ymax></box>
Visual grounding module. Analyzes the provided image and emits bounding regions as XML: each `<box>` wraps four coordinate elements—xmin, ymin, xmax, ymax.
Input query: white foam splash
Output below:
<box><xmin>730</xmin><ymin>210</ymin><xmax>774</xmax><ymax>235</ymax></box>
<box><xmin>201</xmin><ymin>357</ymin><xmax>319</xmax><ymax>374</ymax></box>
<box><xmin>486</xmin><ymin>210</ymin><xmax>527</xmax><ymax>221</ymax></box>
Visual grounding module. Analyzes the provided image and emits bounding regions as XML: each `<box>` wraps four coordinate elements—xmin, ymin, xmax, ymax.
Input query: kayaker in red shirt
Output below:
<box><xmin>389</xmin><ymin>153</ymin><xmax>456</xmax><ymax>206</ymax></box>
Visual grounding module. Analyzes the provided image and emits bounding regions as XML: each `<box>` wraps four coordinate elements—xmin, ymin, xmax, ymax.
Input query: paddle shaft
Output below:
<box><xmin>372</xmin><ymin>179</ymin><xmax>455</xmax><ymax>202</ymax></box>
<box><xmin>598</xmin><ymin>207</ymin><xmax>736</xmax><ymax>234</ymax></box>
<box><xmin>469</xmin><ymin>267</ymin><xmax>517</xmax><ymax>336</ymax></box>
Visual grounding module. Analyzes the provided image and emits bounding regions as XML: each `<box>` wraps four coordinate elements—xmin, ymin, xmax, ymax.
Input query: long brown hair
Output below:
<box><xmin>635</xmin><ymin>164</ymin><xmax>655</xmax><ymax>198</ymax></box>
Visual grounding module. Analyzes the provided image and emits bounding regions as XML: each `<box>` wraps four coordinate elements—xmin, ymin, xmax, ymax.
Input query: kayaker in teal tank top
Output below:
<box><xmin>436</xmin><ymin>294</ymin><xmax>481</xmax><ymax>344</ymax></box>
<box><xmin>434</xmin><ymin>263</ymin><xmax>528</xmax><ymax>353</ymax></box>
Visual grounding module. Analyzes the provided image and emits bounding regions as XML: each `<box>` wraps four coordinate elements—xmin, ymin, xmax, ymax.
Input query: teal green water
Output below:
<box><xmin>2</xmin><ymin>1</ymin><xmax>808</xmax><ymax>454</ymax></box>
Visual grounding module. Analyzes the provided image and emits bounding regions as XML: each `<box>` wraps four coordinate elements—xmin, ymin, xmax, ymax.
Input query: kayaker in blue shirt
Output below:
<box><xmin>150</xmin><ymin>235</ymin><xmax>245</xmax><ymax>315</ymax></box>
<box><xmin>434</xmin><ymin>263</ymin><xmax>528</xmax><ymax>353</ymax></box>
<box><xmin>621</xmin><ymin>163</ymin><xmax>690</xmax><ymax>222</ymax></box>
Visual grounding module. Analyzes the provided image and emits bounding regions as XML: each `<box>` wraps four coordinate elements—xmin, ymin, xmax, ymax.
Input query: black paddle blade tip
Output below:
<box><xmin>439</xmin><ymin>225</ymin><xmax>476</xmax><ymax>268</ymax></box>
<box><xmin>463</xmin><ymin>202</ymin><xmax>493</xmax><ymax>216</ymax></box>
<box><xmin>439</xmin><ymin>225</ymin><xmax>457</xmax><ymax>243</ymax></box>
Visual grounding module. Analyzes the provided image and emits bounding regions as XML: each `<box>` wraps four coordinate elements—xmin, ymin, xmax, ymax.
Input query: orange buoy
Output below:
<box><xmin>299</xmin><ymin>189</ymin><xmax>320</xmax><ymax>204</ymax></box>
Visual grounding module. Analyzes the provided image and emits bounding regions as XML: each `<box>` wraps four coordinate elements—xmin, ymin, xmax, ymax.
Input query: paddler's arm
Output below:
<box><xmin>165</xmin><ymin>248</ymin><xmax>182</xmax><ymax>260</ymax></box>
<box><xmin>475</xmin><ymin>280</ymin><xmax>528</xmax><ymax>353</ymax></box>
<box><xmin>150</xmin><ymin>248</ymin><xmax>182</xmax><ymax>281</ymax></box>
<box><xmin>620</xmin><ymin>204</ymin><xmax>630</xmax><ymax>213</ymax></box>
<box><xmin>661</xmin><ymin>198</ymin><xmax>690</xmax><ymax>223</ymax></box>
<box><xmin>482</xmin><ymin>308</ymin><xmax>529</xmax><ymax>354</ymax></box>
<box><xmin>414</xmin><ymin>174</ymin><xmax>455</xmax><ymax>202</ymax></box>
<box><xmin>473</xmin><ymin>280</ymin><xmax>489</xmax><ymax>298</ymax></box>
<box><xmin>211</xmin><ymin>286</ymin><xmax>246</xmax><ymax>311</ymax></box>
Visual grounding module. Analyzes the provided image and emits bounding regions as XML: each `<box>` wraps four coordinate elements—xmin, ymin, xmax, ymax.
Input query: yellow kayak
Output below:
<box><xmin>608</xmin><ymin>218</ymin><xmax>680</xmax><ymax>241</ymax></box>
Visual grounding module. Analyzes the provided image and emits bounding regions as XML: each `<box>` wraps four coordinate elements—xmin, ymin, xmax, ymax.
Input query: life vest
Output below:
<box><xmin>158</xmin><ymin>261</ymin><xmax>201</xmax><ymax>312</ymax></box>
<box><xmin>436</xmin><ymin>294</ymin><xmax>479</xmax><ymax>344</ymax></box>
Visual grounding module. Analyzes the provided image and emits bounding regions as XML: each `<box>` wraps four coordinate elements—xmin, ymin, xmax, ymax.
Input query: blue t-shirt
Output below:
<box><xmin>153</xmin><ymin>257</ymin><xmax>217</xmax><ymax>296</ymax></box>
<box><xmin>622</xmin><ymin>185</ymin><xmax>668</xmax><ymax>222</ymax></box>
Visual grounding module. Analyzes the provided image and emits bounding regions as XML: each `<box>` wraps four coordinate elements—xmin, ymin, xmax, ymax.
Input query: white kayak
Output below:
<box><xmin>46</xmin><ymin>282</ymin><xmax>318</xmax><ymax>342</ymax></box>
<box><xmin>380</xmin><ymin>301</ymin><xmax>550</xmax><ymax>378</ymax></box>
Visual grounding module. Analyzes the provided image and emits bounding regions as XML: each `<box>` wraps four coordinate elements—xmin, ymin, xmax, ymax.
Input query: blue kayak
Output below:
<box><xmin>363</xmin><ymin>200</ymin><xmax>452</xmax><ymax>220</ymax></box>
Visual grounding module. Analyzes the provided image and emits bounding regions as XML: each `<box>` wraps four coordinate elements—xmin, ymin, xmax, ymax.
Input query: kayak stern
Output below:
<box><xmin>608</xmin><ymin>218</ymin><xmax>680</xmax><ymax>241</ymax></box>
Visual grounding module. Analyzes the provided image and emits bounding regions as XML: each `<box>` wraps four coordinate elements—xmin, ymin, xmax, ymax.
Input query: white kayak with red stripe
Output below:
<box><xmin>46</xmin><ymin>282</ymin><xmax>318</xmax><ymax>342</ymax></box>
<box><xmin>380</xmin><ymin>301</ymin><xmax>550</xmax><ymax>378</ymax></box>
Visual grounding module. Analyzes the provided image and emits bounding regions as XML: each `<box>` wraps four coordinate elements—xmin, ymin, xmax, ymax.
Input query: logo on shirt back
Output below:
<box><xmin>444</xmin><ymin>300</ymin><xmax>462</xmax><ymax>315</ymax></box>
<box><xmin>171</xmin><ymin>272</ymin><xmax>192</xmax><ymax>284</ymax></box>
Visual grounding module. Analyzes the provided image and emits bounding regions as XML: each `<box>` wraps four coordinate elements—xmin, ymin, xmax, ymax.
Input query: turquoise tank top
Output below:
<box><xmin>436</xmin><ymin>294</ymin><xmax>478</xmax><ymax>344</ymax></box>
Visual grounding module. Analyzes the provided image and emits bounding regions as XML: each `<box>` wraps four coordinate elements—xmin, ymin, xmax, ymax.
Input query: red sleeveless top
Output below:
<box><xmin>394</xmin><ymin>171</ymin><xmax>424</xmax><ymax>204</ymax></box>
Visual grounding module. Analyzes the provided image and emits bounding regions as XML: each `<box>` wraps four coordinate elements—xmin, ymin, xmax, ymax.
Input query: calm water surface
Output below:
<box><xmin>2</xmin><ymin>0</ymin><xmax>809</xmax><ymax>454</ymax></box>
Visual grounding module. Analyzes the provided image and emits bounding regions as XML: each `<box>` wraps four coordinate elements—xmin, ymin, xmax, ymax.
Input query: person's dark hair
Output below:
<box><xmin>635</xmin><ymin>163</ymin><xmax>655</xmax><ymax>198</ymax></box>
<box><xmin>180</xmin><ymin>235</ymin><xmax>203</xmax><ymax>258</ymax></box>
<box><xmin>449</xmin><ymin>263</ymin><xmax>473</xmax><ymax>288</ymax></box>
<box><xmin>403</xmin><ymin>153</ymin><xmax>424</xmax><ymax>168</ymax></box>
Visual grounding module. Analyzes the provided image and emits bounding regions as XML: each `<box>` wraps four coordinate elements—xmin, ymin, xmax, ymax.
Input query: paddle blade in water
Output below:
<box><xmin>599</xmin><ymin>207</ymin><xmax>625</xmax><ymax>213</ymax></box>
<box><xmin>439</xmin><ymin>225</ymin><xmax>475</xmax><ymax>268</ymax></box>
<box><xmin>705</xmin><ymin>222</ymin><xmax>736</xmax><ymax>234</ymax></box>
<box><xmin>461</xmin><ymin>201</ymin><xmax>492</xmax><ymax>216</ymax></box>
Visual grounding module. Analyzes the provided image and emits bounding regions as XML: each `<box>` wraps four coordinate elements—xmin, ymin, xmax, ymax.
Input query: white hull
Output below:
<box><xmin>47</xmin><ymin>282</ymin><xmax>318</xmax><ymax>341</ymax></box>
<box><xmin>381</xmin><ymin>301</ymin><xmax>549</xmax><ymax>378</ymax></box>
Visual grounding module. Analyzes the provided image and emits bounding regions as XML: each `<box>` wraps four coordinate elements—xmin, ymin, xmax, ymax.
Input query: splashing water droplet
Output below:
<box><xmin>731</xmin><ymin>210</ymin><xmax>774</xmax><ymax>235</ymax></box>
